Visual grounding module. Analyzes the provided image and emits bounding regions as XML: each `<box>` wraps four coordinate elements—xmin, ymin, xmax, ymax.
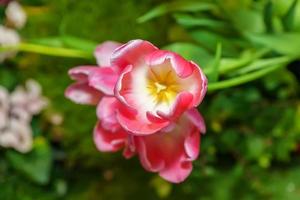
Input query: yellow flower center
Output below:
<box><xmin>147</xmin><ymin>67</ymin><xmax>180</xmax><ymax>105</ymax></box>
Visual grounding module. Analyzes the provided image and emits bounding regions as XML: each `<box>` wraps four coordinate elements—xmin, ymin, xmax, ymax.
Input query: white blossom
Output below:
<box><xmin>5</xmin><ymin>1</ymin><xmax>27</xmax><ymax>29</ymax></box>
<box><xmin>0</xmin><ymin>25</ymin><xmax>20</xmax><ymax>62</ymax></box>
<box><xmin>0</xmin><ymin>80</ymin><xmax>47</xmax><ymax>153</ymax></box>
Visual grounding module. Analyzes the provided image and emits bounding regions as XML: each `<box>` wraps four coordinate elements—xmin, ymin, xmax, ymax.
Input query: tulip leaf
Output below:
<box><xmin>264</xmin><ymin>0</ymin><xmax>274</xmax><ymax>33</ymax></box>
<box><xmin>282</xmin><ymin>0</ymin><xmax>298</xmax><ymax>31</ymax></box>
<box><xmin>246</xmin><ymin>32</ymin><xmax>300</xmax><ymax>56</ymax></box>
<box><xmin>173</xmin><ymin>14</ymin><xmax>227</xmax><ymax>29</ymax></box>
<box><xmin>208</xmin><ymin>59</ymin><xmax>288</xmax><ymax>91</ymax></box>
<box><xmin>229</xmin><ymin>9</ymin><xmax>265</xmax><ymax>34</ymax></box>
<box><xmin>137</xmin><ymin>1</ymin><xmax>216</xmax><ymax>23</ymax></box>
<box><xmin>29</xmin><ymin>37</ymin><xmax>64</xmax><ymax>47</ymax></box>
<box><xmin>6</xmin><ymin>137</ymin><xmax>53</xmax><ymax>185</ymax></box>
<box><xmin>191</xmin><ymin>30</ymin><xmax>240</xmax><ymax>56</ymax></box>
<box><xmin>163</xmin><ymin>42</ymin><xmax>213</xmax><ymax>67</ymax></box>
<box><xmin>61</xmin><ymin>35</ymin><xmax>98</xmax><ymax>52</ymax></box>
<box><xmin>208</xmin><ymin>43</ymin><xmax>222</xmax><ymax>83</ymax></box>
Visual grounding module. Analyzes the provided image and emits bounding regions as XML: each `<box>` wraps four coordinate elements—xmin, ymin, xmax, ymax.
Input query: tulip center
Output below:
<box><xmin>147</xmin><ymin>68</ymin><xmax>180</xmax><ymax>105</ymax></box>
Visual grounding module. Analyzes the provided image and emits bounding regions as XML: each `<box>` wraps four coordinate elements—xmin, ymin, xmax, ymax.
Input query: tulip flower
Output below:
<box><xmin>65</xmin><ymin>39</ymin><xmax>207</xmax><ymax>183</ymax></box>
<box><xmin>93</xmin><ymin>96</ymin><xmax>206</xmax><ymax>183</ymax></box>
<box><xmin>65</xmin><ymin>41</ymin><xmax>122</xmax><ymax>104</ymax></box>
<box><xmin>112</xmin><ymin>40</ymin><xmax>207</xmax><ymax>134</ymax></box>
<box><xmin>66</xmin><ymin>39</ymin><xmax>207</xmax><ymax>134</ymax></box>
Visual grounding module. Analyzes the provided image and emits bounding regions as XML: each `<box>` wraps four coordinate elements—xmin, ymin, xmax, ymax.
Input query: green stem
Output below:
<box><xmin>233</xmin><ymin>56</ymin><xmax>290</xmax><ymax>75</ymax></box>
<box><xmin>208</xmin><ymin>61</ymin><xmax>289</xmax><ymax>92</ymax></box>
<box><xmin>0</xmin><ymin>43</ymin><xmax>93</xmax><ymax>59</ymax></box>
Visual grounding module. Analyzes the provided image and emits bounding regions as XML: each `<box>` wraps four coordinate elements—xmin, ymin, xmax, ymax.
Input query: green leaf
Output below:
<box><xmin>233</xmin><ymin>56</ymin><xmax>290</xmax><ymax>75</ymax></box>
<box><xmin>173</xmin><ymin>14</ymin><xmax>227</xmax><ymax>29</ymax></box>
<box><xmin>6</xmin><ymin>137</ymin><xmax>53</xmax><ymax>185</ymax></box>
<box><xmin>264</xmin><ymin>0</ymin><xmax>274</xmax><ymax>33</ymax></box>
<box><xmin>137</xmin><ymin>1</ymin><xmax>216</xmax><ymax>23</ymax></box>
<box><xmin>246</xmin><ymin>33</ymin><xmax>300</xmax><ymax>56</ymax></box>
<box><xmin>163</xmin><ymin>42</ymin><xmax>213</xmax><ymax>67</ymax></box>
<box><xmin>216</xmin><ymin>48</ymin><xmax>269</xmax><ymax>74</ymax></box>
<box><xmin>229</xmin><ymin>9</ymin><xmax>265</xmax><ymax>34</ymax></box>
<box><xmin>61</xmin><ymin>35</ymin><xmax>98</xmax><ymax>52</ymax></box>
<box><xmin>282</xmin><ymin>0</ymin><xmax>298</xmax><ymax>31</ymax></box>
<box><xmin>191</xmin><ymin>30</ymin><xmax>240</xmax><ymax>56</ymax></box>
<box><xmin>208</xmin><ymin>43</ymin><xmax>222</xmax><ymax>82</ymax></box>
<box><xmin>208</xmin><ymin>58</ymin><xmax>289</xmax><ymax>92</ymax></box>
<box><xmin>29</xmin><ymin>37</ymin><xmax>64</xmax><ymax>47</ymax></box>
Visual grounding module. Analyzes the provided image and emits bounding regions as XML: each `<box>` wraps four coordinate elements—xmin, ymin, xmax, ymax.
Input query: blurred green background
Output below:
<box><xmin>0</xmin><ymin>0</ymin><xmax>300</xmax><ymax>199</ymax></box>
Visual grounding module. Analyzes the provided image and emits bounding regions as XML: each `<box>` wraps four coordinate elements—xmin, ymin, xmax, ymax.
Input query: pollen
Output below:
<box><xmin>146</xmin><ymin>67</ymin><xmax>181</xmax><ymax>105</ymax></box>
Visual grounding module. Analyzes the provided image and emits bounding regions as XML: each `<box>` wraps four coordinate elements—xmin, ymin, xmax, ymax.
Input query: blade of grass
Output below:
<box><xmin>208</xmin><ymin>43</ymin><xmax>222</xmax><ymax>82</ymax></box>
<box><xmin>208</xmin><ymin>59</ymin><xmax>289</xmax><ymax>92</ymax></box>
<box><xmin>0</xmin><ymin>43</ymin><xmax>93</xmax><ymax>59</ymax></box>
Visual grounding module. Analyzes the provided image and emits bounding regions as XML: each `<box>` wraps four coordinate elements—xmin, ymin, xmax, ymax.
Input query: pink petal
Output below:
<box><xmin>94</xmin><ymin>41</ymin><xmax>122</xmax><ymax>66</ymax></box>
<box><xmin>188</xmin><ymin>61</ymin><xmax>208</xmax><ymax>106</ymax></box>
<box><xmin>157</xmin><ymin>91</ymin><xmax>194</xmax><ymax>121</ymax></box>
<box><xmin>65</xmin><ymin>82</ymin><xmax>102</xmax><ymax>105</ymax></box>
<box><xmin>68</xmin><ymin>66</ymin><xmax>99</xmax><ymax>81</ymax></box>
<box><xmin>116</xmin><ymin>106</ymin><xmax>170</xmax><ymax>135</ymax></box>
<box><xmin>134</xmin><ymin>135</ymin><xmax>165</xmax><ymax>172</ymax></box>
<box><xmin>134</xmin><ymin>112</ymin><xmax>203</xmax><ymax>183</ymax></box>
<box><xmin>145</xmin><ymin>51</ymin><xmax>208</xmax><ymax>107</ymax></box>
<box><xmin>114</xmin><ymin>65</ymin><xmax>170</xmax><ymax>134</ymax></box>
<box><xmin>186</xmin><ymin>108</ymin><xmax>206</xmax><ymax>134</ymax></box>
<box><xmin>184</xmin><ymin>127</ymin><xmax>200</xmax><ymax>160</ymax></box>
<box><xmin>111</xmin><ymin>39</ymin><xmax>158</xmax><ymax>71</ymax></box>
<box><xmin>89</xmin><ymin>67</ymin><xmax>119</xmax><ymax>95</ymax></box>
<box><xmin>159</xmin><ymin>155</ymin><xmax>193</xmax><ymax>183</ymax></box>
<box><xmin>93</xmin><ymin>122</ymin><xmax>127</xmax><ymax>152</ymax></box>
<box><xmin>122</xmin><ymin>135</ymin><xmax>136</xmax><ymax>159</ymax></box>
<box><xmin>145</xmin><ymin>50</ymin><xmax>194</xmax><ymax>78</ymax></box>
<box><xmin>96</xmin><ymin>97</ymin><xmax>120</xmax><ymax>131</ymax></box>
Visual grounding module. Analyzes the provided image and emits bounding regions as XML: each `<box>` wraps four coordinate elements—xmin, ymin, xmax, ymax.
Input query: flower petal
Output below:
<box><xmin>145</xmin><ymin>51</ymin><xmax>208</xmax><ymax>107</ymax></box>
<box><xmin>96</xmin><ymin>97</ymin><xmax>120</xmax><ymax>131</ymax></box>
<box><xmin>145</xmin><ymin>50</ymin><xmax>194</xmax><ymax>78</ymax></box>
<box><xmin>186</xmin><ymin>108</ymin><xmax>206</xmax><ymax>134</ymax></box>
<box><xmin>134</xmin><ymin>135</ymin><xmax>165</xmax><ymax>172</ymax></box>
<box><xmin>116</xmin><ymin>105</ymin><xmax>170</xmax><ymax>135</ymax></box>
<box><xmin>65</xmin><ymin>82</ymin><xmax>102</xmax><ymax>105</ymax></box>
<box><xmin>94</xmin><ymin>41</ymin><xmax>122</xmax><ymax>66</ymax></box>
<box><xmin>134</xmin><ymin>112</ymin><xmax>202</xmax><ymax>183</ymax></box>
<box><xmin>68</xmin><ymin>66</ymin><xmax>99</xmax><ymax>81</ymax></box>
<box><xmin>93</xmin><ymin>122</ymin><xmax>127</xmax><ymax>152</ymax></box>
<box><xmin>111</xmin><ymin>39</ymin><xmax>157</xmax><ymax>70</ymax></box>
<box><xmin>159</xmin><ymin>154</ymin><xmax>193</xmax><ymax>183</ymax></box>
<box><xmin>89</xmin><ymin>67</ymin><xmax>119</xmax><ymax>95</ymax></box>
<box><xmin>184</xmin><ymin>126</ymin><xmax>200</xmax><ymax>160</ymax></box>
<box><xmin>157</xmin><ymin>91</ymin><xmax>194</xmax><ymax>121</ymax></box>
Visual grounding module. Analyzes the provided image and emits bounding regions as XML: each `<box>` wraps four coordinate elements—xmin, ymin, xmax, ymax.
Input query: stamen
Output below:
<box><xmin>154</xmin><ymin>82</ymin><xmax>167</xmax><ymax>93</ymax></box>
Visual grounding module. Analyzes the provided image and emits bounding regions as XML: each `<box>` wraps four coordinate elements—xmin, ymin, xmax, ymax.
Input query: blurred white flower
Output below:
<box><xmin>0</xmin><ymin>80</ymin><xmax>48</xmax><ymax>153</ymax></box>
<box><xmin>0</xmin><ymin>25</ymin><xmax>20</xmax><ymax>62</ymax></box>
<box><xmin>5</xmin><ymin>1</ymin><xmax>27</xmax><ymax>29</ymax></box>
<box><xmin>0</xmin><ymin>119</ymin><xmax>32</xmax><ymax>153</ymax></box>
<box><xmin>49</xmin><ymin>113</ymin><xmax>64</xmax><ymax>126</ymax></box>
<box><xmin>0</xmin><ymin>86</ymin><xmax>9</xmax><ymax>130</ymax></box>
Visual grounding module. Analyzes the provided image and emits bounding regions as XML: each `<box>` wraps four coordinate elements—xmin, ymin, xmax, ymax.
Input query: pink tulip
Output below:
<box><xmin>93</xmin><ymin>96</ymin><xmax>206</xmax><ymax>183</ymax></box>
<box><xmin>112</xmin><ymin>40</ymin><xmax>207</xmax><ymax>135</ymax></box>
<box><xmin>134</xmin><ymin>109</ymin><xmax>206</xmax><ymax>183</ymax></box>
<box><xmin>65</xmin><ymin>39</ymin><xmax>208</xmax><ymax>183</ymax></box>
<box><xmin>93</xmin><ymin>97</ymin><xmax>135</xmax><ymax>158</ymax></box>
<box><xmin>65</xmin><ymin>41</ymin><xmax>122</xmax><ymax>104</ymax></box>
